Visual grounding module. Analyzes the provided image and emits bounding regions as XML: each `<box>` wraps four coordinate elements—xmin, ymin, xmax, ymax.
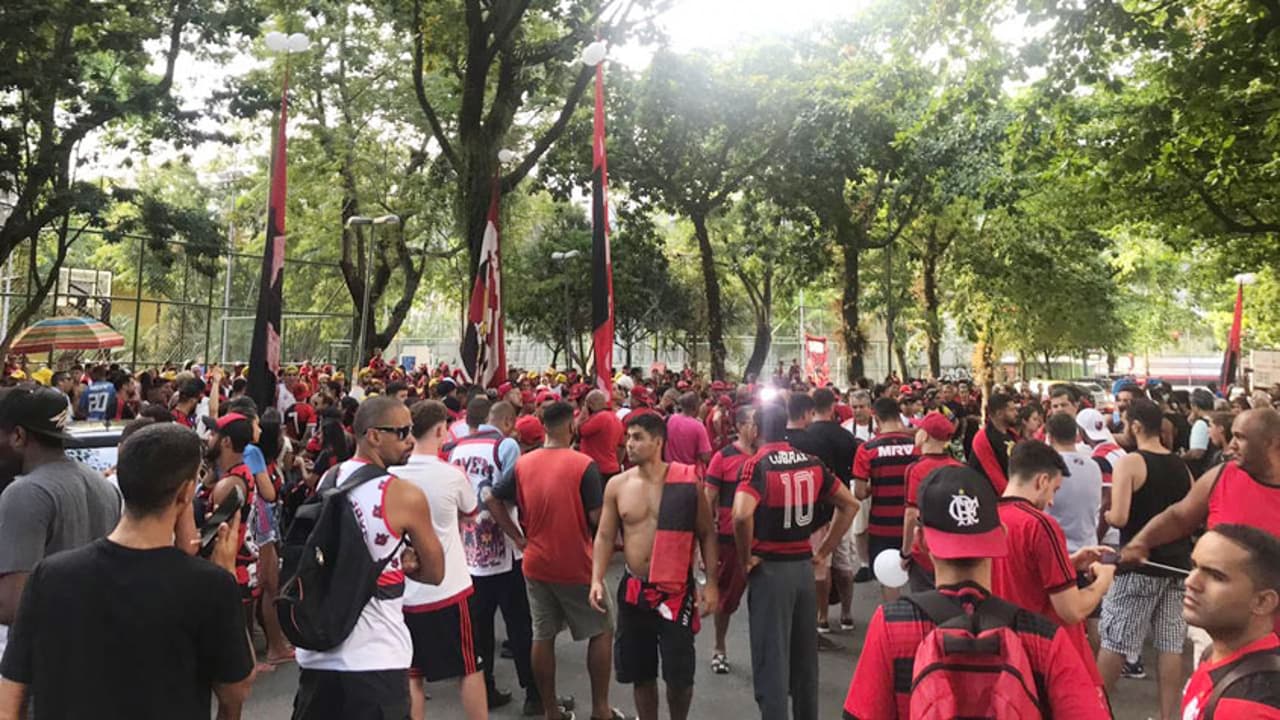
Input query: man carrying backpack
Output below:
<box><xmin>841</xmin><ymin>465</ymin><xmax>1110</xmax><ymax>720</ymax></box>
<box><xmin>1181</xmin><ymin>524</ymin><xmax>1280</xmax><ymax>719</ymax></box>
<box><xmin>290</xmin><ymin>396</ymin><xmax>446</xmax><ymax>720</ymax></box>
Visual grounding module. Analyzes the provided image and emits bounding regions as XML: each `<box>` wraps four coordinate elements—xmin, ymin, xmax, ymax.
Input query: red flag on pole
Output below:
<box><xmin>248</xmin><ymin>68</ymin><xmax>289</xmax><ymax>410</ymax></box>
<box><xmin>1220</xmin><ymin>282</ymin><xmax>1244</xmax><ymax>390</ymax></box>
<box><xmin>460</xmin><ymin>176</ymin><xmax>506</xmax><ymax>388</ymax></box>
<box><xmin>590</xmin><ymin>61</ymin><xmax>614</xmax><ymax>395</ymax></box>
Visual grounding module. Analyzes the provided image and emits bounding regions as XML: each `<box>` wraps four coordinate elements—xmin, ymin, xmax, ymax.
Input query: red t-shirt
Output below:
<box><xmin>705</xmin><ymin>442</ymin><xmax>751</xmax><ymax>541</ymax></box>
<box><xmin>992</xmin><ymin>497</ymin><xmax>1103</xmax><ymax>687</ymax></box>
<box><xmin>500</xmin><ymin>448</ymin><xmax>603</xmax><ymax>585</ymax></box>
<box><xmin>1207</xmin><ymin>462</ymin><xmax>1280</xmax><ymax>634</ymax></box>
<box><xmin>903</xmin><ymin>453</ymin><xmax>963</xmax><ymax>573</ymax></box>
<box><xmin>1182</xmin><ymin>633</ymin><xmax>1280</xmax><ymax>720</ymax></box>
<box><xmin>842</xmin><ymin>583</ymin><xmax>1111</xmax><ymax>719</ymax></box>
<box><xmin>578</xmin><ymin>410</ymin><xmax>623</xmax><ymax>474</ymax></box>
<box><xmin>852</xmin><ymin>431</ymin><xmax>918</xmax><ymax>538</ymax></box>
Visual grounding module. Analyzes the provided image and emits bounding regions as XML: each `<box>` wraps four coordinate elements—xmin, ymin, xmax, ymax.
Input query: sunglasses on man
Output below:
<box><xmin>371</xmin><ymin>425</ymin><xmax>412</xmax><ymax>440</ymax></box>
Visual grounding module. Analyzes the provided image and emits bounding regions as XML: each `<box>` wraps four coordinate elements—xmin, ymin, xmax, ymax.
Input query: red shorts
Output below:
<box><xmin>715</xmin><ymin>540</ymin><xmax>747</xmax><ymax>615</ymax></box>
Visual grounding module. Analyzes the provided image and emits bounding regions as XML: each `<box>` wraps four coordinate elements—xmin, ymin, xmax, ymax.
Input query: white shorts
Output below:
<box><xmin>852</xmin><ymin>495</ymin><xmax>871</xmax><ymax>534</ymax></box>
<box><xmin>832</xmin><ymin>523</ymin><xmax>858</xmax><ymax>572</ymax></box>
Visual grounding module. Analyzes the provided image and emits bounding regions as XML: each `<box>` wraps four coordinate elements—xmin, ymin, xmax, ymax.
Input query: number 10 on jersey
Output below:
<box><xmin>779</xmin><ymin>470</ymin><xmax>816</xmax><ymax>529</ymax></box>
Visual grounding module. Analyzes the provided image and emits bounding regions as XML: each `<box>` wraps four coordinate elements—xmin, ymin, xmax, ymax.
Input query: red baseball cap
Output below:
<box><xmin>515</xmin><ymin>415</ymin><xmax>545</xmax><ymax>446</ymax></box>
<box><xmin>535</xmin><ymin>389</ymin><xmax>557</xmax><ymax>405</ymax></box>
<box><xmin>497</xmin><ymin>382</ymin><xmax>513</xmax><ymax>396</ymax></box>
<box><xmin>918</xmin><ymin>466</ymin><xmax>1007</xmax><ymax>560</ymax></box>
<box><xmin>631</xmin><ymin>385</ymin><xmax>652</xmax><ymax>404</ymax></box>
<box><xmin>917</xmin><ymin>412</ymin><xmax>955</xmax><ymax>441</ymax></box>
<box><xmin>711</xmin><ymin>380</ymin><xmax>726</xmax><ymax>392</ymax></box>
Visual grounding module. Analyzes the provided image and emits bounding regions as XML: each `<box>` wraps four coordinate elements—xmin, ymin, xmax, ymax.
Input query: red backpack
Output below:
<box><xmin>907</xmin><ymin>592</ymin><xmax>1045</xmax><ymax>720</ymax></box>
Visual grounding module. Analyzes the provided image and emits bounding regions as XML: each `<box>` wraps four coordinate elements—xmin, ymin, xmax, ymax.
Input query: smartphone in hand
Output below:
<box><xmin>198</xmin><ymin>486</ymin><xmax>244</xmax><ymax>558</ymax></box>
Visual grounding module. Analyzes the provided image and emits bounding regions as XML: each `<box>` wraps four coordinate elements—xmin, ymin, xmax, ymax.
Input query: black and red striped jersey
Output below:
<box><xmin>852</xmin><ymin>431</ymin><xmax>918</xmax><ymax>538</ymax></box>
<box><xmin>736</xmin><ymin>441</ymin><xmax>838</xmax><ymax>560</ymax></box>
<box><xmin>706</xmin><ymin>442</ymin><xmax>751</xmax><ymax>541</ymax></box>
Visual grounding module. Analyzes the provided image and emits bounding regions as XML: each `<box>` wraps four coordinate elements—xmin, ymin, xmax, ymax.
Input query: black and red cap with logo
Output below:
<box><xmin>917</xmin><ymin>465</ymin><xmax>1008</xmax><ymax>560</ymax></box>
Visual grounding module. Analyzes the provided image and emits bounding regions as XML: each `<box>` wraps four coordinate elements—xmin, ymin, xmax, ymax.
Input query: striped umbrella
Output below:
<box><xmin>9</xmin><ymin>317</ymin><xmax>125</xmax><ymax>354</ymax></box>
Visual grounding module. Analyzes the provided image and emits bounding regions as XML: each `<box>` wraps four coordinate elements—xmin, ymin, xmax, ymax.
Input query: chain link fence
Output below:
<box><xmin>0</xmin><ymin>229</ymin><xmax>356</xmax><ymax>369</ymax></box>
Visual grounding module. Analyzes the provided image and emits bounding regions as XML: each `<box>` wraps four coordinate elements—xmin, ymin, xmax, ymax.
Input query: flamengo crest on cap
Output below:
<box><xmin>949</xmin><ymin>490</ymin><xmax>981</xmax><ymax>527</ymax></box>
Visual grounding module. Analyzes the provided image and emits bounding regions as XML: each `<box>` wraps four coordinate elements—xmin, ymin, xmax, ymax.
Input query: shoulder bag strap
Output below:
<box><xmin>905</xmin><ymin>591</ymin><xmax>967</xmax><ymax>626</ymax></box>
<box><xmin>1204</xmin><ymin>652</ymin><xmax>1280</xmax><ymax>720</ymax></box>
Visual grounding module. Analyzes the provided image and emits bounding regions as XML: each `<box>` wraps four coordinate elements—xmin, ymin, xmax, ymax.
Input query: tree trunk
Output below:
<box><xmin>742</xmin><ymin>273</ymin><xmax>773</xmax><ymax>383</ymax></box>
<box><xmin>691</xmin><ymin>213</ymin><xmax>727</xmax><ymax>380</ymax></box>
<box><xmin>458</xmin><ymin>148</ymin><xmax>497</xmax><ymax>281</ymax></box>
<box><xmin>1042</xmin><ymin>351</ymin><xmax>1053</xmax><ymax>379</ymax></box>
<box><xmin>837</xmin><ymin>218</ymin><xmax>866</xmax><ymax>383</ymax></box>
<box><xmin>921</xmin><ymin>239</ymin><xmax>942</xmax><ymax>379</ymax></box>
<box><xmin>0</xmin><ymin>218</ymin><xmax>76</xmax><ymax>353</ymax></box>
<box><xmin>896</xmin><ymin>344</ymin><xmax>911</xmax><ymax>381</ymax></box>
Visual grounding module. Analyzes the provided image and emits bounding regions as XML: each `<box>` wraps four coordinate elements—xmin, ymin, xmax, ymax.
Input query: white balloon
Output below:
<box><xmin>264</xmin><ymin>31</ymin><xmax>288</xmax><ymax>52</ymax></box>
<box><xmin>580</xmin><ymin>41</ymin><xmax>607</xmax><ymax>67</ymax></box>
<box><xmin>286</xmin><ymin>32</ymin><xmax>310</xmax><ymax>52</ymax></box>
<box><xmin>873</xmin><ymin>549</ymin><xmax>909</xmax><ymax>589</ymax></box>
<box><xmin>497</xmin><ymin>149</ymin><xmax>517</xmax><ymax>163</ymax></box>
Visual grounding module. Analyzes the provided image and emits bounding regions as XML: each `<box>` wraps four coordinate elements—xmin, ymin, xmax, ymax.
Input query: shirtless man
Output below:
<box><xmin>589</xmin><ymin>412</ymin><xmax>718</xmax><ymax>720</ymax></box>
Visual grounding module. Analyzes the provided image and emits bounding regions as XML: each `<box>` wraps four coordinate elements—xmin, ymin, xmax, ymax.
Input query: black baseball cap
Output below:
<box><xmin>0</xmin><ymin>386</ymin><xmax>75</xmax><ymax>441</ymax></box>
<box><xmin>917</xmin><ymin>465</ymin><xmax>1007</xmax><ymax>560</ymax></box>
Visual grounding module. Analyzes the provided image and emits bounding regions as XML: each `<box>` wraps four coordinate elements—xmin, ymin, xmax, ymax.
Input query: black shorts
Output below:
<box><xmin>405</xmin><ymin>594</ymin><xmax>484</xmax><ymax>682</ymax></box>
<box><xmin>292</xmin><ymin>668</ymin><xmax>410</xmax><ymax>720</ymax></box>
<box><xmin>868</xmin><ymin>534</ymin><xmax>903</xmax><ymax>562</ymax></box>
<box><xmin>613</xmin><ymin>582</ymin><xmax>696</xmax><ymax>687</ymax></box>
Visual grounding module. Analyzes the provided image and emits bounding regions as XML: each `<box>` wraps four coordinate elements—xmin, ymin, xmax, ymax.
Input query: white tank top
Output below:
<box><xmin>449</xmin><ymin>430</ymin><xmax>517</xmax><ymax>576</ymax></box>
<box><xmin>296</xmin><ymin>459</ymin><xmax>412</xmax><ymax>672</ymax></box>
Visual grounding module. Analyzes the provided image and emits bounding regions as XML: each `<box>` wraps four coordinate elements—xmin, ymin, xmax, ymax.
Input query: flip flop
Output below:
<box><xmin>267</xmin><ymin>649</ymin><xmax>296</xmax><ymax>666</ymax></box>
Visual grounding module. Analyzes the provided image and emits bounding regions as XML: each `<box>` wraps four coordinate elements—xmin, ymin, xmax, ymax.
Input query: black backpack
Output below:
<box><xmin>275</xmin><ymin>463</ymin><xmax>404</xmax><ymax>651</ymax></box>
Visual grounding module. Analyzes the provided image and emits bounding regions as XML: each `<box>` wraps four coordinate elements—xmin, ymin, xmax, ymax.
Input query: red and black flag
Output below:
<box><xmin>1220</xmin><ymin>281</ymin><xmax>1244</xmax><ymax>390</ymax></box>
<box><xmin>247</xmin><ymin>70</ymin><xmax>290</xmax><ymax>410</ymax></box>
<box><xmin>460</xmin><ymin>177</ymin><xmax>506</xmax><ymax>388</ymax></box>
<box><xmin>590</xmin><ymin>60</ymin><xmax>614</xmax><ymax>395</ymax></box>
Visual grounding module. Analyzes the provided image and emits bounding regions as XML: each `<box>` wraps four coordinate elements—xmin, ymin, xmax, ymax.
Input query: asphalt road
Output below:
<box><xmin>243</xmin><ymin>564</ymin><xmax>1164</xmax><ymax>719</ymax></box>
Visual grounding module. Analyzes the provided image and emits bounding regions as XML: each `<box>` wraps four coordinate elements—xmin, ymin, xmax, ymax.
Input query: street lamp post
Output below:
<box><xmin>346</xmin><ymin>214</ymin><xmax>400</xmax><ymax>381</ymax></box>
<box><xmin>551</xmin><ymin>249</ymin><xmax>581</xmax><ymax>372</ymax></box>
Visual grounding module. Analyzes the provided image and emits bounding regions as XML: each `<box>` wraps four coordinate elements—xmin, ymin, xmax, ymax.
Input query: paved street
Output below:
<box><xmin>245</xmin><ymin>563</ymin><xmax>1163</xmax><ymax>719</ymax></box>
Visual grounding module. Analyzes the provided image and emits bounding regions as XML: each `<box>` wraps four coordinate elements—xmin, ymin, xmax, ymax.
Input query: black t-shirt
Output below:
<box><xmin>786</xmin><ymin>424</ymin><xmax>857</xmax><ymax>526</ymax></box>
<box><xmin>0</xmin><ymin>538</ymin><xmax>253</xmax><ymax>719</ymax></box>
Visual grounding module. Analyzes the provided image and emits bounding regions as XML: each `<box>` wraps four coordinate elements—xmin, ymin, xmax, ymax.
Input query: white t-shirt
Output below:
<box><xmin>1189</xmin><ymin>418</ymin><xmax>1210</xmax><ymax>452</ymax></box>
<box><xmin>841</xmin><ymin>419</ymin><xmax>873</xmax><ymax>442</ymax></box>
<box><xmin>390</xmin><ymin>453</ymin><xmax>478</xmax><ymax>610</ymax></box>
<box><xmin>1049</xmin><ymin>450</ymin><xmax>1103</xmax><ymax>554</ymax></box>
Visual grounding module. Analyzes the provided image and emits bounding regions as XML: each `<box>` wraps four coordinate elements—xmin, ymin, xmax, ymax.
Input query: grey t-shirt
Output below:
<box><xmin>0</xmin><ymin>456</ymin><xmax>120</xmax><ymax>653</ymax></box>
<box><xmin>1048</xmin><ymin>450</ymin><xmax>1102</xmax><ymax>554</ymax></box>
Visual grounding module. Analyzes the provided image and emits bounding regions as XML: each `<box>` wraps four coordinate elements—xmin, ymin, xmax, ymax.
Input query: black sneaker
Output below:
<box><xmin>853</xmin><ymin>567</ymin><xmax>874</xmax><ymax>583</ymax></box>
<box><xmin>1120</xmin><ymin>660</ymin><xmax>1147</xmax><ymax>680</ymax></box>
<box><xmin>488</xmin><ymin>688</ymin><xmax>513</xmax><ymax>709</ymax></box>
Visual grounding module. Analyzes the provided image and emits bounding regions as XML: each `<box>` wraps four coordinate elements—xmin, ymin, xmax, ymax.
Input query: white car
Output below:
<box><xmin>63</xmin><ymin>421</ymin><xmax>124</xmax><ymax>476</ymax></box>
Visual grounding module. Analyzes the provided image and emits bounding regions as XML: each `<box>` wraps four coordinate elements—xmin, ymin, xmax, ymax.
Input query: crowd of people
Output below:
<box><xmin>0</xmin><ymin>353</ymin><xmax>1278</xmax><ymax>720</ymax></box>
